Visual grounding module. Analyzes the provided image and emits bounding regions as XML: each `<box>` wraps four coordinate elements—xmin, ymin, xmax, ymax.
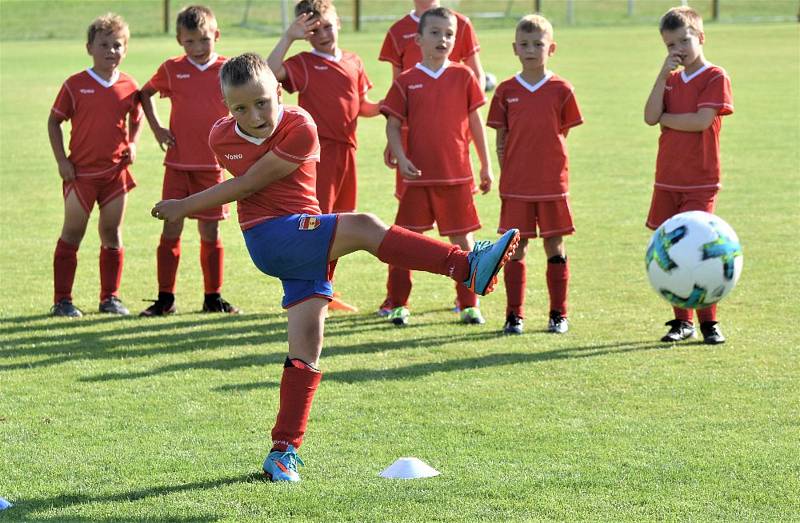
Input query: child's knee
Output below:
<box><xmin>99</xmin><ymin>224</ymin><xmax>122</xmax><ymax>248</ymax></box>
<box><xmin>198</xmin><ymin>220</ymin><xmax>219</xmax><ymax>242</ymax></box>
<box><xmin>511</xmin><ymin>238</ymin><xmax>529</xmax><ymax>259</ymax></box>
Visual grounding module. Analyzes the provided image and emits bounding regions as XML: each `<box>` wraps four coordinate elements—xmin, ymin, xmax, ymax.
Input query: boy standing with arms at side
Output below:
<box><xmin>644</xmin><ymin>6</ymin><xmax>733</xmax><ymax>344</ymax></box>
<box><xmin>139</xmin><ymin>5</ymin><xmax>239</xmax><ymax>316</ymax></box>
<box><xmin>381</xmin><ymin>7</ymin><xmax>493</xmax><ymax>326</ymax></box>
<box><xmin>487</xmin><ymin>15</ymin><xmax>583</xmax><ymax>335</ymax></box>
<box><xmin>267</xmin><ymin>0</ymin><xmax>380</xmax><ymax>312</ymax></box>
<box><xmin>48</xmin><ymin>13</ymin><xmax>142</xmax><ymax>317</ymax></box>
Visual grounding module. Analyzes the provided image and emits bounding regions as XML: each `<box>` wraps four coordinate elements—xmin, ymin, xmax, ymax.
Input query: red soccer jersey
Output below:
<box><xmin>51</xmin><ymin>69</ymin><xmax>142</xmax><ymax>176</ymax></box>
<box><xmin>380</xmin><ymin>62</ymin><xmax>485</xmax><ymax>186</ymax></box>
<box><xmin>144</xmin><ymin>54</ymin><xmax>228</xmax><ymax>171</ymax></box>
<box><xmin>379</xmin><ymin>11</ymin><xmax>480</xmax><ymax>72</ymax></box>
<box><xmin>487</xmin><ymin>73</ymin><xmax>583</xmax><ymax>201</ymax></box>
<box><xmin>282</xmin><ymin>49</ymin><xmax>372</xmax><ymax>147</ymax></box>
<box><xmin>209</xmin><ymin>106</ymin><xmax>321</xmax><ymax>230</ymax></box>
<box><xmin>655</xmin><ymin>64</ymin><xmax>734</xmax><ymax>191</ymax></box>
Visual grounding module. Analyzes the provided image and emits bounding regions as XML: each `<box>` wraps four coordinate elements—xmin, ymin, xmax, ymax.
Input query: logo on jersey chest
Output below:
<box><xmin>507</xmin><ymin>97</ymin><xmax>519</xmax><ymax>103</ymax></box>
<box><xmin>408</xmin><ymin>83</ymin><xmax>424</xmax><ymax>90</ymax></box>
<box><xmin>402</xmin><ymin>33</ymin><xmax>416</xmax><ymax>40</ymax></box>
<box><xmin>224</xmin><ymin>153</ymin><xmax>243</xmax><ymax>160</ymax></box>
<box><xmin>79</xmin><ymin>88</ymin><xmax>95</xmax><ymax>94</ymax></box>
<box><xmin>176</xmin><ymin>73</ymin><xmax>191</xmax><ymax>79</ymax></box>
<box><xmin>665</xmin><ymin>86</ymin><xmax>673</xmax><ymax>91</ymax></box>
<box><xmin>313</xmin><ymin>65</ymin><xmax>329</xmax><ymax>71</ymax></box>
<box><xmin>298</xmin><ymin>214</ymin><xmax>321</xmax><ymax>231</ymax></box>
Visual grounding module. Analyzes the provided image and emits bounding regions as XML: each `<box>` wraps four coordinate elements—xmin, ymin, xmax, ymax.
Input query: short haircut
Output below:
<box><xmin>659</xmin><ymin>6</ymin><xmax>704</xmax><ymax>33</ymax></box>
<box><xmin>294</xmin><ymin>0</ymin><xmax>335</xmax><ymax>19</ymax></box>
<box><xmin>176</xmin><ymin>5</ymin><xmax>217</xmax><ymax>34</ymax></box>
<box><xmin>418</xmin><ymin>6</ymin><xmax>456</xmax><ymax>34</ymax></box>
<box><xmin>517</xmin><ymin>14</ymin><xmax>554</xmax><ymax>39</ymax></box>
<box><xmin>220</xmin><ymin>52</ymin><xmax>273</xmax><ymax>91</ymax></box>
<box><xmin>87</xmin><ymin>13</ymin><xmax>129</xmax><ymax>45</ymax></box>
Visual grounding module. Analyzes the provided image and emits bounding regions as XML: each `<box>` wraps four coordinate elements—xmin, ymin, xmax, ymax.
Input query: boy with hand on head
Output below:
<box><xmin>267</xmin><ymin>0</ymin><xmax>380</xmax><ymax>312</ymax></box>
<box><xmin>380</xmin><ymin>7</ymin><xmax>493</xmax><ymax>326</ymax></box>
<box><xmin>48</xmin><ymin>13</ymin><xmax>142</xmax><ymax>317</ymax></box>
<box><xmin>644</xmin><ymin>6</ymin><xmax>734</xmax><ymax>345</ymax></box>
<box><xmin>138</xmin><ymin>5</ymin><xmax>239</xmax><ymax>317</ymax></box>
<box><xmin>150</xmin><ymin>53</ymin><xmax>519</xmax><ymax>481</ymax></box>
<box><xmin>487</xmin><ymin>14</ymin><xmax>583</xmax><ymax>335</ymax></box>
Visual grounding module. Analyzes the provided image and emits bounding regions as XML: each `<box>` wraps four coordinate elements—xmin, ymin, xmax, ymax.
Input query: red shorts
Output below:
<box><xmin>162</xmin><ymin>167</ymin><xmax>229</xmax><ymax>221</ymax></box>
<box><xmin>317</xmin><ymin>140</ymin><xmax>357</xmax><ymax>214</ymax></box>
<box><xmin>646</xmin><ymin>188</ymin><xmax>717</xmax><ymax>230</ymax></box>
<box><xmin>395</xmin><ymin>184</ymin><xmax>481</xmax><ymax>236</ymax></box>
<box><xmin>64</xmin><ymin>165</ymin><xmax>136</xmax><ymax>214</ymax></box>
<box><xmin>498</xmin><ymin>198</ymin><xmax>574</xmax><ymax>239</ymax></box>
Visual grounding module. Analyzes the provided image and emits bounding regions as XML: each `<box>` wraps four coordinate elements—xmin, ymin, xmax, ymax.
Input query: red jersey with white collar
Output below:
<box><xmin>380</xmin><ymin>62</ymin><xmax>485</xmax><ymax>186</ymax></box>
<box><xmin>144</xmin><ymin>54</ymin><xmax>228</xmax><ymax>171</ymax></box>
<box><xmin>487</xmin><ymin>73</ymin><xmax>583</xmax><ymax>201</ymax></box>
<box><xmin>209</xmin><ymin>106</ymin><xmax>321</xmax><ymax>230</ymax></box>
<box><xmin>655</xmin><ymin>64</ymin><xmax>734</xmax><ymax>192</ymax></box>
<box><xmin>282</xmin><ymin>50</ymin><xmax>372</xmax><ymax>147</ymax></box>
<box><xmin>51</xmin><ymin>69</ymin><xmax>142</xmax><ymax>176</ymax></box>
<box><xmin>379</xmin><ymin>11</ymin><xmax>480</xmax><ymax>72</ymax></box>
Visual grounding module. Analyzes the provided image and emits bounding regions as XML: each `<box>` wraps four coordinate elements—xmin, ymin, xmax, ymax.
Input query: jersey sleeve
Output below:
<box><xmin>457</xmin><ymin>17</ymin><xmax>481</xmax><ymax>59</ymax></box>
<box><xmin>273</xmin><ymin>117</ymin><xmax>321</xmax><ymax>164</ymax></box>
<box><xmin>145</xmin><ymin>62</ymin><xmax>171</xmax><ymax>97</ymax></box>
<box><xmin>486</xmin><ymin>85</ymin><xmax>507</xmax><ymax>129</ymax></box>
<box><xmin>379</xmin><ymin>79</ymin><xmax>406</xmax><ymax>121</ymax></box>
<box><xmin>466</xmin><ymin>69</ymin><xmax>486</xmax><ymax>112</ymax></box>
<box><xmin>560</xmin><ymin>87</ymin><xmax>584</xmax><ymax>131</ymax></box>
<box><xmin>281</xmin><ymin>55</ymin><xmax>307</xmax><ymax>94</ymax></box>
<box><xmin>698</xmin><ymin>70</ymin><xmax>734</xmax><ymax>116</ymax></box>
<box><xmin>378</xmin><ymin>29</ymin><xmax>402</xmax><ymax>67</ymax></box>
<box><xmin>51</xmin><ymin>81</ymin><xmax>74</xmax><ymax>120</ymax></box>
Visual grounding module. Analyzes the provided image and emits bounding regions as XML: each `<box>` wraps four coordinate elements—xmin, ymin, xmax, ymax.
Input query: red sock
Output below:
<box><xmin>697</xmin><ymin>304</ymin><xmax>717</xmax><ymax>323</ymax></box>
<box><xmin>387</xmin><ymin>266</ymin><xmax>412</xmax><ymax>308</ymax></box>
<box><xmin>546</xmin><ymin>256</ymin><xmax>569</xmax><ymax>316</ymax></box>
<box><xmin>99</xmin><ymin>246</ymin><xmax>124</xmax><ymax>301</ymax></box>
<box><xmin>53</xmin><ymin>239</ymin><xmax>79</xmax><ymax>303</ymax></box>
<box><xmin>673</xmin><ymin>307</ymin><xmax>693</xmax><ymax>322</ymax></box>
<box><xmin>200</xmin><ymin>238</ymin><xmax>223</xmax><ymax>294</ymax></box>
<box><xmin>504</xmin><ymin>258</ymin><xmax>526</xmax><ymax>317</ymax></box>
<box><xmin>271</xmin><ymin>360</ymin><xmax>322</xmax><ymax>451</ymax></box>
<box><xmin>157</xmin><ymin>235</ymin><xmax>181</xmax><ymax>293</ymax></box>
<box><xmin>377</xmin><ymin>225</ymin><xmax>469</xmax><ymax>280</ymax></box>
<box><xmin>456</xmin><ymin>282</ymin><xmax>478</xmax><ymax>309</ymax></box>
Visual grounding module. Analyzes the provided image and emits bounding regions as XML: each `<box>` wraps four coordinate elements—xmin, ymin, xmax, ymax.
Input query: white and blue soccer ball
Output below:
<box><xmin>645</xmin><ymin>211</ymin><xmax>743</xmax><ymax>309</ymax></box>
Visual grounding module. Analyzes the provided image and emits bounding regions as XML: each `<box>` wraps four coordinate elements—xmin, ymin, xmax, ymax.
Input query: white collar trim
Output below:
<box><xmin>409</xmin><ymin>10</ymin><xmax>420</xmax><ymax>23</ymax></box>
<box><xmin>186</xmin><ymin>53</ymin><xmax>218</xmax><ymax>71</ymax></box>
<box><xmin>311</xmin><ymin>48</ymin><xmax>342</xmax><ymax>62</ymax></box>
<box><xmin>86</xmin><ymin>68</ymin><xmax>119</xmax><ymax>88</ymax></box>
<box><xmin>234</xmin><ymin>105</ymin><xmax>285</xmax><ymax>145</ymax></box>
<box><xmin>681</xmin><ymin>63</ymin><xmax>710</xmax><ymax>83</ymax></box>
<box><xmin>514</xmin><ymin>71</ymin><xmax>553</xmax><ymax>93</ymax></box>
<box><xmin>415</xmin><ymin>60</ymin><xmax>450</xmax><ymax>79</ymax></box>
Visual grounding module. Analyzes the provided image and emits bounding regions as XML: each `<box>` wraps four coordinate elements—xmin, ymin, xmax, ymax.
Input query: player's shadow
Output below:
<box><xmin>0</xmin><ymin>473</ymin><xmax>258</xmax><ymax>522</ymax></box>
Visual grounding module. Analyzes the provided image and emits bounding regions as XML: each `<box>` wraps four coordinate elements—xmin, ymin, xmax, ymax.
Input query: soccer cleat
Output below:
<box><xmin>388</xmin><ymin>306</ymin><xmax>410</xmax><ymax>326</ymax></box>
<box><xmin>262</xmin><ymin>445</ymin><xmax>304</xmax><ymax>483</ymax></box>
<box><xmin>99</xmin><ymin>296</ymin><xmax>130</xmax><ymax>315</ymax></box>
<box><xmin>660</xmin><ymin>319</ymin><xmax>696</xmax><ymax>342</ymax></box>
<box><xmin>503</xmin><ymin>313</ymin><xmax>524</xmax><ymax>335</ymax></box>
<box><xmin>459</xmin><ymin>307</ymin><xmax>485</xmax><ymax>325</ymax></box>
<box><xmin>328</xmin><ymin>293</ymin><xmax>358</xmax><ymax>312</ymax></box>
<box><xmin>465</xmin><ymin>229</ymin><xmax>520</xmax><ymax>296</ymax></box>
<box><xmin>547</xmin><ymin>311</ymin><xmax>569</xmax><ymax>334</ymax></box>
<box><xmin>700</xmin><ymin>321</ymin><xmax>726</xmax><ymax>345</ymax></box>
<box><xmin>202</xmin><ymin>294</ymin><xmax>240</xmax><ymax>314</ymax></box>
<box><xmin>377</xmin><ymin>298</ymin><xmax>393</xmax><ymax>317</ymax></box>
<box><xmin>51</xmin><ymin>299</ymin><xmax>83</xmax><ymax>318</ymax></box>
<box><xmin>139</xmin><ymin>292</ymin><xmax>176</xmax><ymax>317</ymax></box>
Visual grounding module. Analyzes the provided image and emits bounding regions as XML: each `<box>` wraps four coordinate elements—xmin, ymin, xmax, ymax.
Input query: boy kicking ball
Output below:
<box><xmin>151</xmin><ymin>53</ymin><xmax>519</xmax><ymax>482</ymax></box>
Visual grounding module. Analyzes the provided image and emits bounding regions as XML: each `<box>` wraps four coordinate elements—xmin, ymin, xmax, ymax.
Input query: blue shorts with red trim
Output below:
<box><xmin>242</xmin><ymin>213</ymin><xmax>338</xmax><ymax>308</ymax></box>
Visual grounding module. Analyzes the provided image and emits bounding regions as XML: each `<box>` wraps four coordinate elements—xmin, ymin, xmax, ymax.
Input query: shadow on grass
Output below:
<box><xmin>0</xmin><ymin>473</ymin><xmax>261</xmax><ymax>522</ymax></box>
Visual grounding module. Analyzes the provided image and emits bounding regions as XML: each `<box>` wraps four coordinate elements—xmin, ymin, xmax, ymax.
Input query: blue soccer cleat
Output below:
<box><xmin>262</xmin><ymin>445</ymin><xmax>304</xmax><ymax>482</ymax></box>
<box><xmin>465</xmin><ymin>229</ymin><xmax>520</xmax><ymax>296</ymax></box>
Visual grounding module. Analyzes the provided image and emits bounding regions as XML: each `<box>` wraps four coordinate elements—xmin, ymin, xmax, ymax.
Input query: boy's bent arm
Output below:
<box><xmin>358</xmin><ymin>94</ymin><xmax>380</xmax><ymax>117</ymax></box>
<box><xmin>140</xmin><ymin>85</ymin><xmax>175</xmax><ymax>149</ymax></box>
<box><xmin>47</xmin><ymin>113</ymin><xmax>75</xmax><ymax>181</ymax></box>
<box><xmin>659</xmin><ymin>108</ymin><xmax>717</xmax><ymax>132</ymax></box>
<box><xmin>644</xmin><ymin>54</ymin><xmax>681</xmax><ymax>125</ymax></box>
<box><xmin>469</xmin><ymin>110</ymin><xmax>492</xmax><ymax>193</ymax></box>
<box><xmin>267</xmin><ymin>13</ymin><xmax>320</xmax><ymax>82</ymax></box>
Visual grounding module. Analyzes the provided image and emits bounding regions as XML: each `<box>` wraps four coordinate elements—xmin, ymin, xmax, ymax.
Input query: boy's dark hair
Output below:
<box><xmin>659</xmin><ymin>6</ymin><xmax>704</xmax><ymax>34</ymax></box>
<box><xmin>176</xmin><ymin>5</ymin><xmax>217</xmax><ymax>34</ymax></box>
<box><xmin>294</xmin><ymin>0</ymin><xmax>335</xmax><ymax>19</ymax></box>
<box><xmin>418</xmin><ymin>6</ymin><xmax>456</xmax><ymax>34</ymax></box>
<box><xmin>87</xmin><ymin>13</ymin><xmax>129</xmax><ymax>45</ymax></box>
<box><xmin>220</xmin><ymin>52</ymin><xmax>272</xmax><ymax>90</ymax></box>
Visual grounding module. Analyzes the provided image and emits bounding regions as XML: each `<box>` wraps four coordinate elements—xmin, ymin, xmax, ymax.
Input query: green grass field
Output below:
<box><xmin>1</xmin><ymin>16</ymin><xmax>799</xmax><ymax>522</ymax></box>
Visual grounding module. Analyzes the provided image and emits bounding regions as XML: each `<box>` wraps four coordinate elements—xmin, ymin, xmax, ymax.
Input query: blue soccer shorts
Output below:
<box><xmin>242</xmin><ymin>213</ymin><xmax>339</xmax><ymax>308</ymax></box>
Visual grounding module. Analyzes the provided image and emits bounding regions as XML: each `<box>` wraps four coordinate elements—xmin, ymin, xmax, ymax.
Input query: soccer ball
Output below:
<box><xmin>645</xmin><ymin>211</ymin><xmax>743</xmax><ymax>309</ymax></box>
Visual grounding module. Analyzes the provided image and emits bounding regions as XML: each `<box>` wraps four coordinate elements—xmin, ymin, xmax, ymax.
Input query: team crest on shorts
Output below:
<box><xmin>298</xmin><ymin>214</ymin><xmax>321</xmax><ymax>231</ymax></box>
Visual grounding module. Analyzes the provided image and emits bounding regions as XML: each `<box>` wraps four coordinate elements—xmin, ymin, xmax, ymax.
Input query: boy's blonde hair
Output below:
<box><xmin>87</xmin><ymin>13</ymin><xmax>129</xmax><ymax>45</ymax></box>
<box><xmin>659</xmin><ymin>6</ymin><xmax>704</xmax><ymax>34</ymax></box>
<box><xmin>516</xmin><ymin>14</ymin><xmax>553</xmax><ymax>39</ymax></box>
<box><xmin>176</xmin><ymin>5</ymin><xmax>217</xmax><ymax>34</ymax></box>
<box><xmin>220</xmin><ymin>52</ymin><xmax>273</xmax><ymax>91</ymax></box>
<box><xmin>294</xmin><ymin>0</ymin><xmax>336</xmax><ymax>19</ymax></box>
<box><xmin>418</xmin><ymin>6</ymin><xmax>455</xmax><ymax>34</ymax></box>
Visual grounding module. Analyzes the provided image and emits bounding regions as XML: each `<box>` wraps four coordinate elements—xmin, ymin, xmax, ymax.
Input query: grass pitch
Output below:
<box><xmin>1</xmin><ymin>21</ymin><xmax>799</xmax><ymax>522</ymax></box>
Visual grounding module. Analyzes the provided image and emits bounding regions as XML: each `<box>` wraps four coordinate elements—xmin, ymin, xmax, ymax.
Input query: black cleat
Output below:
<box><xmin>202</xmin><ymin>293</ymin><xmax>240</xmax><ymax>314</ymax></box>
<box><xmin>661</xmin><ymin>319</ymin><xmax>696</xmax><ymax>342</ymax></box>
<box><xmin>51</xmin><ymin>299</ymin><xmax>83</xmax><ymax>318</ymax></box>
<box><xmin>140</xmin><ymin>292</ymin><xmax>176</xmax><ymax>317</ymax></box>
<box><xmin>547</xmin><ymin>310</ymin><xmax>569</xmax><ymax>334</ymax></box>
<box><xmin>503</xmin><ymin>313</ymin><xmax>524</xmax><ymax>335</ymax></box>
<box><xmin>700</xmin><ymin>321</ymin><xmax>726</xmax><ymax>345</ymax></box>
<box><xmin>99</xmin><ymin>296</ymin><xmax>129</xmax><ymax>315</ymax></box>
